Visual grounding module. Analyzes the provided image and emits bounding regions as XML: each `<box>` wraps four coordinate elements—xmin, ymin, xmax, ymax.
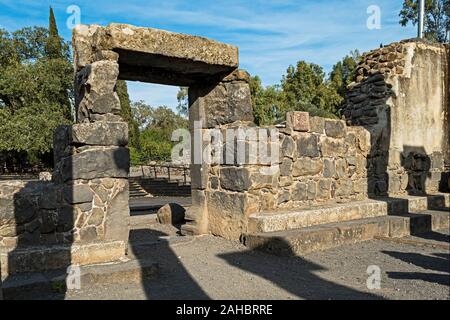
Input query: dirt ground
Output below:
<box><xmin>63</xmin><ymin>221</ymin><xmax>449</xmax><ymax>300</ymax></box>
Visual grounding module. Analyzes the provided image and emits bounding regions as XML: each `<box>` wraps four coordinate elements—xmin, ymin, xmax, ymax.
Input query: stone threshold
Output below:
<box><xmin>1</xmin><ymin>258</ymin><xmax>158</xmax><ymax>300</ymax></box>
<box><xmin>243</xmin><ymin>210</ymin><xmax>449</xmax><ymax>256</ymax></box>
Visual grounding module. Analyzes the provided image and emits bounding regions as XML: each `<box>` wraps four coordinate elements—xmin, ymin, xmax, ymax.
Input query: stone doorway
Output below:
<box><xmin>66</xmin><ymin>23</ymin><xmax>247</xmax><ymax>264</ymax></box>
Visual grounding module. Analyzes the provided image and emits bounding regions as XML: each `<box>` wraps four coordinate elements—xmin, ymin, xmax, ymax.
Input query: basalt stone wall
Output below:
<box><xmin>344</xmin><ymin>40</ymin><xmax>449</xmax><ymax>196</ymax></box>
<box><xmin>0</xmin><ymin>181</ymin><xmax>59</xmax><ymax>250</ymax></box>
<box><xmin>192</xmin><ymin>110</ymin><xmax>371</xmax><ymax>240</ymax></box>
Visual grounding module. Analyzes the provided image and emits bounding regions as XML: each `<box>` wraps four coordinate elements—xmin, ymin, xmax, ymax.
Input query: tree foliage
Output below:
<box><xmin>0</xmin><ymin>16</ymin><xmax>73</xmax><ymax>167</ymax></box>
<box><xmin>329</xmin><ymin>50</ymin><xmax>360</xmax><ymax>98</ymax></box>
<box><xmin>130</xmin><ymin>101</ymin><xmax>188</xmax><ymax>164</ymax></box>
<box><xmin>250</xmin><ymin>76</ymin><xmax>286</xmax><ymax>126</ymax></box>
<box><xmin>400</xmin><ymin>0</ymin><xmax>450</xmax><ymax>42</ymax></box>
<box><xmin>281</xmin><ymin>61</ymin><xmax>342</xmax><ymax>118</ymax></box>
<box><xmin>176</xmin><ymin>87</ymin><xmax>189</xmax><ymax>117</ymax></box>
<box><xmin>116</xmin><ymin>80</ymin><xmax>140</xmax><ymax>150</ymax></box>
<box><xmin>251</xmin><ymin>50</ymin><xmax>361</xmax><ymax>125</ymax></box>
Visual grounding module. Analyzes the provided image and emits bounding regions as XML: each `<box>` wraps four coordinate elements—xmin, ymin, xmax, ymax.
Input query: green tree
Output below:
<box><xmin>329</xmin><ymin>50</ymin><xmax>360</xmax><ymax>97</ymax></box>
<box><xmin>116</xmin><ymin>80</ymin><xmax>140</xmax><ymax>150</ymax></box>
<box><xmin>281</xmin><ymin>61</ymin><xmax>341</xmax><ymax>118</ymax></box>
<box><xmin>329</xmin><ymin>50</ymin><xmax>360</xmax><ymax>115</ymax></box>
<box><xmin>130</xmin><ymin>101</ymin><xmax>188</xmax><ymax>164</ymax></box>
<box><xmin>0</xmin><ymin>22</ymin><xmax>73</xmax><ymax>167</ymax></box>
<box><xmin>176</xmin><ymin>87</ymin><xmax>189</xmax><ymax>117</ymax></box>
<box><xmin>131</xmin><ymin>100</ymin><xmax>153</xmax><ymax>129</ymax></box>
<box><xmin>250</xmin><ymin>76</ymin><xmax>286</xmax><ymax>126</ymax></box>
<box><xmin>399</xmin><ymin>0</ymin><xmax>449</xmax><ymax>42</ymax></box>
<box><xmin>46</xmin><ymin>7</ymin><xmax>63</xmax><ymax>59</ymax></box>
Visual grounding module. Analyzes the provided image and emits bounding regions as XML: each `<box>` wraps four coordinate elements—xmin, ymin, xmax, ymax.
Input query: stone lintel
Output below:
<box><xmin>73</xmin><ymin>23</ymin><xmax>239</xmax><ymax>81</ymax></box>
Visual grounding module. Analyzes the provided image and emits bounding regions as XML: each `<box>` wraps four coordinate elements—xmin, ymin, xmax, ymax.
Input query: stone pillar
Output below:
<box><xmin>181</xmin><ymin>70</ymin><xmax>254</xmax><ymax>237</ymax></box>
<box><xmin>53</xmin><ymin>58</ymin><xmax>130</xmax><ymax>265</ymax></box>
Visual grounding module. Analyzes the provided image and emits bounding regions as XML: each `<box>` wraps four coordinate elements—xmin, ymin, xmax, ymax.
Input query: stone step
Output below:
<box><xmin>1</xmin><ymin>258</ymin><xmax>159</xmax><ymax>299</ymax></box>
<box><xmin>248</xmin><ymin>194</ymin><xmax>449</xmax><ymax>234</ymax></box>
<box><xmin>129</xmin><ymin>181</ymin><xmax>151</xmax><ymax>198</ymax></box>
<box><xmin>242</xmin><ymin>210</ymin><xmax>449</xmax><ymax>256</ymax></box>
<box><xmin>0</xmin><ymin>241</ymin><xmax>126</xmax><ymax>277</ymax></box>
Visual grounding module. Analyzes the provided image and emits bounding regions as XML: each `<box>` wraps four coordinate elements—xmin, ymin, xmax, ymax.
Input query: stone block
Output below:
<box><xmin>291</xmin><ymin>182</ymin><xmax>307</xmax><ymax>201</ymax></box>
<box><xmin>53</xmin><ymin>125</ymin><xmax>71</xmax><ymax>164</ymax></box>
<box><xmin>60</xmin><ymin>147</ymin><xmax>129</xmax><ymax>182</ymax></box>
<box><xmin>323</xmin><ymin>159</ymin><xmax>336</xmax><ymax>178</ymax></box>
<box><xmin>335</xmin><ymin>159</ymin><xmax>347</xmax><ymax>179</ymax></box>
<box><xmin>309</xmin><ymin>116</ymin><xmax>325</xmax><ymax>134</ymax></box>
<box><xmin>307</xmin><ymin>181</ymin><xmax>317</xmax><ymax>200</ymax></box>
<box><xmin>280</xmin><ymin>135</ymin><xmax>296</xmax><ymax>159</ymax></box>
<box><xmin>286</xmin><ymin>112</ymin><xmax>310</xmax><ymax>132</ymax></box>
<box><xmin>190</xmin><ymin>164</ymin><xmax>209</xmax><ymax>190</ymax></box>
<box><xmin>157</xmin><ymin>203</ymin><xmax>186</xmax><ymax>225</ymax></box>
<box><xmin>102</xmin><ymin>23</ymin><xmax>239</xmax><ymax>70</ymax></box>
<box><xmin>430</xmin><ymin>152</ymin><xmax>444</xmax><ymax>169</ymax></box>
<box><xmin>189</xmin><ymin>82</ymin><xmax>253</xmax><ymax>128</ymax></box>
<box><xmin>70</xmin><ymin>122</ymin><xmax>128</xmax><ymax>146</ymax></box>
<box><xmin>277</xmin><ymin>190</ymin><xmax>291</xmax><ymax>205</ymax></box>
<box><xmin>347</xmin><ymin>127</ymin><xmax>371</xmax><ymax>154</ymax></box>
<box><xmin>297</xmin><ymin>134</ymin><xmax>320</xmax><ymax>157</ymax></box>
<box><xmin>222</xmin><ymin>69</ymin><xmax>251</xmax><ymax>83</ymax></box>
<box><xmin>210</xmin><ymin>176</ymin><xmax>219</xmax><ymax>189</ymax></box>
<box><xmin>58</xmin><ymin>205</ymin><xmax>78</xmax><ymax>232</ymax></box>
<box><xmin>73</xmin><ymin>24</ymin><xmax>103</xmax><ymax>70</ymax></box>
<box><xmin>320</xmin><ymin>137</ymin><xmax>347</xmax><ymax>157</ymax></box>
<box><xmin>63</xmin><ymin>184</ymin><xmax>93</xmax><ymax>204</ymax></box>
<box><xmin>335</xmin><ymin>179</ymin><xmax>353</xmax><ymax>197</ymax></box>
<box><xmin>280</xmin><ymin>158</ymin><xmax>293</xmax><ymax>176</ymax></box>
<box><xmin>40</xmin><ymin>210</ymin><xmax>59</xmax><ymax>234</ymax></box>
<box><xmin>79</xmin><ymin>226</ymin><xmax>98</xmax><ymax>243</ymax></box>
<box><xmin>219</xmin><ymin>167</ymin><xmax>251</xmax><ymax>192</ymax></box>
<box><xmin>75</xmin><ymin>60</ymin><xmax>120</xmax><ymax>121</ymax></box>
<box><xmin>317</xmin><ymin>179</ymin><xmax>332</xmax><ymax>200</ymax></box>
<box><xmin>324</xmin><ymin>119</ymin><xmax>346</xmax><ymax>138</ymax></box>
<box><xmin>206</xmin><ymin>191</ymin><xmax>251</xmax><ymax>240</ymax></box>
<box><xmin>104</xmin><ymin>179</ymin><xmax>129</xmax><ymax>242</ymax></box>
<box><xmin>38</xmin><ymin>184</ymin><xmax>58</xmax><ymax>210</ymax></box>
<box><xmin>292</xmin><ymin>158</ymin><xmax>323</xmax><ymax>177</ymax></box>
<box><xmin>250</xmin><ymin>170</ymin><xmax>279</xmax><ymax>190</ymax></box>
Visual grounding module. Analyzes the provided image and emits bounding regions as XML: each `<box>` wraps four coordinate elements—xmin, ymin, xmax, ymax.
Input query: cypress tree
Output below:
<box><xmin>116</xmin><ymin>80</ymin><xmax>140</xmax><ymax>150</ymax></box>
<box><xmin>46</xmin><ymin>6</ymin><xmax>62</xmax><ymax>58</ymax></box>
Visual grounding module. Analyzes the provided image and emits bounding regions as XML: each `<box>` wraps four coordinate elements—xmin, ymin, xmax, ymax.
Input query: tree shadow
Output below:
<box><xmin>218</xmin><ymin>240</ymin><xmax>383</xmax><ymax>300</ymax></box>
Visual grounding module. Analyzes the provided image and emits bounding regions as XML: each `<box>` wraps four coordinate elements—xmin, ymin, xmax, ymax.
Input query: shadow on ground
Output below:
<box><xmin>217</xmin><ymin>241</ymin><xmax>383</xmax><ymax>300</ymax></box>
<box><xmin>383</xmin><ymin>250</ymin><xmax>450</xmax><ymax>287</ymax></box>
<box><xmin>128</xmin><ymin>227</ymin><xmax>210</xmax><ymax>300</ymax></box>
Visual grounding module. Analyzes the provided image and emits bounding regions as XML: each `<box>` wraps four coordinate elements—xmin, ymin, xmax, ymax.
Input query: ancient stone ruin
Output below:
<box><xmin>0</xmin><ymin>24</ymin><xmax>449</xmax><ymax>286</ymax></box>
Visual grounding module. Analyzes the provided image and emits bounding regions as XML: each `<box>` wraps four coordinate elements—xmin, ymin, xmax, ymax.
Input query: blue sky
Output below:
<box><xmin>0</xmin><ymin>0</ymin><xmax>415</xmax><ymax>110</ymax></box>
